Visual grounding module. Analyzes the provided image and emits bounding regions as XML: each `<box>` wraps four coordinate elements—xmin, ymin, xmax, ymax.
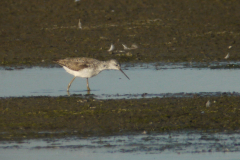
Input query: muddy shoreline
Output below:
<box><xmin>1</xmin><ymin>0</ymin><xmax>240</xmax><ymax>66</ymax></box>
<box><xmin>0</xmin><ymin>95</ymin><xmax>240</xmax><ymax>140</ymax></box>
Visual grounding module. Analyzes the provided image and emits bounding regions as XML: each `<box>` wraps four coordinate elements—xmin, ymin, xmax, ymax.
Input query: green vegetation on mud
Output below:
<box><xmin>0</xmin><ymin>95</ymin><xmax>240</xmax><ymax>140</ymax></box>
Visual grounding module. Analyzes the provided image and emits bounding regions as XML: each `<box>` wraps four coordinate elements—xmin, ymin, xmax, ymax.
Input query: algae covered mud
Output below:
<box><xmin>1</xmin><ymin>96</ymin><xmax>240</xmax><ymax>140</ymax></box>
<box><xmin>1</xmin><ymin>0</ymin><xmax>240</xmax><ymax>66</ymax></box>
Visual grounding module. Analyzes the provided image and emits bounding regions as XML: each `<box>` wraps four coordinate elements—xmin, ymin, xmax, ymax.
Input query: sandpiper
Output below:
<box><xmin>54</xmin><ymin>57</ymin><xmax>130</xmax><ymax>92</ymax></box>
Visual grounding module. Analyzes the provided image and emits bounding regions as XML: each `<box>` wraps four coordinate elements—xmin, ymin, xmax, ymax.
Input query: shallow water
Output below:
<box><xmin>2</xmin><ymin>149</ymin><xmax>240</xmax><ymax>160</ymax></box>
<box><xmin>1</xmin><ymin>64</ymin><xmax>240</xmax><ymax>98</ymax></box>
<box><xmin>1</xmin><ymin>131</ymin><xmax>240</xmax><ymax>160</ymax></box>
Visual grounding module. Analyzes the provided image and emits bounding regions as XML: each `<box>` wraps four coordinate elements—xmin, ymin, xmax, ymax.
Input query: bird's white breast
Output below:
<box><xmin>63</xmin><ymin>66</ymin><xmax>100</xmax><ymax>78</ymax></box>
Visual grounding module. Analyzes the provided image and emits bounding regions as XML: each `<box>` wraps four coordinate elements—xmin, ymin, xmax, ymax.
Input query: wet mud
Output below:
<box><xmin>1</xmin><ymin>0</ymin><xmax>240</xmax><ymax>66</ymax></box>
<box><xmin>2</xmin><ymin>130</ymin><xmax>240</xmax><ymax>154</ymax></box>
<box><xmin>0</xmin><ymin>95</ymin><xmax>240</xmax><ymax>140</ymax></box>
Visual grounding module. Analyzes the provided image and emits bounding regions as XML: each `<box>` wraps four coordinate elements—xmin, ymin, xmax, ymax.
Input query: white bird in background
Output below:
<box><xmin>224</xmin><ymin>53</ymin><xmax>230</xmax><ymax>59</ymax></box>
<box><xmin>122</xmin><ymin>44</ymin><xmax>129</xmax><ymax>50</ymax></box>
<box><xmin>122</xmin><ymin>43</ymin><xmax>138</xmax><ymax>50</ymax></box>
<box><xmin>78</xmin><ymin>19</ymin><xmax>82</xmax><ymax>29</ymax></box>
<box><xmin>108</xmin><ymin>44</ymin><xmax>115</xmax><ymax>52</ymax></box>
<box><xmin>206</xmin><ymin>100</ymin><xmax>211</xmax><ymax>107</ymax></box>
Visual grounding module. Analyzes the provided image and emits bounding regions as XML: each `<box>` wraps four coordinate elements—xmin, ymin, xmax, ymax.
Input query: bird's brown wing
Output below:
<box><xmin>54</xmin><ymin>58</ymin><xmax>89</xmax><ymax>71</ymax></box>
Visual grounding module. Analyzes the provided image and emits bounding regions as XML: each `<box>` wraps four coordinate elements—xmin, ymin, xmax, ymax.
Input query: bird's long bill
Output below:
<box><xmin>119</xmin><ymin>69</ymin><xmax>130</xmax><ymax>80</ymax></box>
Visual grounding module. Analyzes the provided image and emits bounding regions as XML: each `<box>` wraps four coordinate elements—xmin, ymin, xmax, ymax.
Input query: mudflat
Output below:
<box><xmin>0</xmin><ymin>0</ymin><xmax>240</xmax><ymax>66</ymax></box>
<box><xmin>0</xmin><ymin>95</ymin><xmax>239</xmax><ymax>140</ymax></box>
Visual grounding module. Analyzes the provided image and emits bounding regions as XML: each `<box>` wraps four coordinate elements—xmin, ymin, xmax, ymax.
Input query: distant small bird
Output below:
<box><xmin>224</xmin><ymin>53</ymin><xmax>230</xmax><ymax>59</ymax></box>
<box><xmin>54</xmin><ymin>57</ymin><xmax>130</xmax><ymax>92</ymax></box>
<box><xmin>122</xmin><ymin>44</ymin><xmax>129</xmax><ymax>50</ymax></box>
<box><xmin>131</xmin><ymin>43</ymin><xmax>138</xmax><ymax>49</ymax></box>
<box><xmin>206</xmin><ymin>100</ymin><xmax>211</xmax><ymax>107</ymax></box>
<box><xmin>122</xmin><ymin>43</ymin><xmax>138</xmax><ymax>50</ymax></box>
<box><xmin>78</xmin><ymin>19</ymin><xmax>82</xmax><ymax>29</ymax></box>
<box><xmin>108</xmin><ymin>44</ymin><xmax>115</xmax><ymax>52</ymax></box>
<box><xmin>228</xmin><ymin>46</ymin><xmax>232</xmax><ymax>49</ymax></box>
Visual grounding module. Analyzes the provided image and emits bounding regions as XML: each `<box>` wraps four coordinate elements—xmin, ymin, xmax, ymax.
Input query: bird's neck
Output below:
<box><xmin>97</xmin><ymin>61</ymin><xmax>111</xmax><ymax>71</ymax></box>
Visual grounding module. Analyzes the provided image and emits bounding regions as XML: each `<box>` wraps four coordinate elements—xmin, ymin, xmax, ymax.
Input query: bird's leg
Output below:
<box><xmin>87</xmin><ymin>90</ymin><xmax>90</xmax><ymax>95</ymax></box>
<box><xmin>86</xmin><ymin>78</ymin><xmax>90</xmax><ymax>91</ymax></box>
<box><xmin>67</xmin><ymin>76</ymin><xmax>76</xmax><ymax>92</ymax></box>
<box><xmin>67</xmin><ymin>91</ymin><xmax>70</xmax><ymax>96</ymax></box>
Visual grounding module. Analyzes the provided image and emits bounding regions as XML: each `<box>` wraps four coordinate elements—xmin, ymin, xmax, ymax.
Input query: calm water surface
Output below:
<box><xmin>0</xmin><ymin>64</ymin><xmax>240</xmax><ymax>98</ymax></box>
